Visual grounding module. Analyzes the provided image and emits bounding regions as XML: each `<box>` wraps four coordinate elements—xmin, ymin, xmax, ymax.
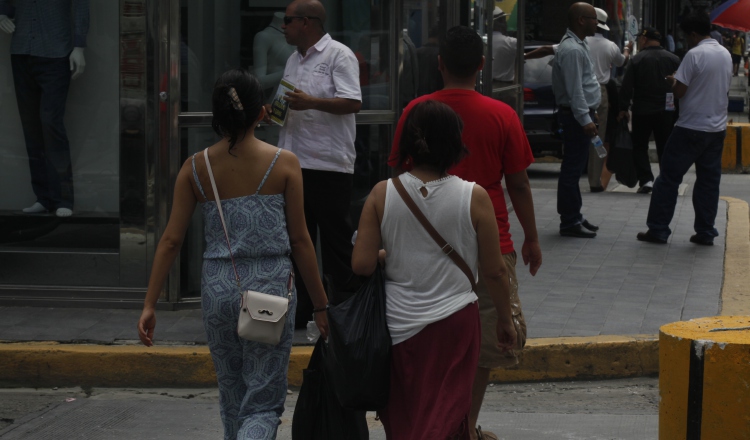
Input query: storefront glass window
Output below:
<box><xmin>180</xmin><ymin>0</ymin><xmax>391</xmax><ymax>113</ymax></box>
<box><xmin>0</xmin><ymin>1</ymin><xmax>121</xmax><ymax>285</ymax></box>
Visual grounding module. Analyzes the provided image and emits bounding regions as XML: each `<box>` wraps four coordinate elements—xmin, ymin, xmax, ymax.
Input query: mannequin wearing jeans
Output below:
<box><xmin>0</xmin><ymin>0</ymin><xmax>89</xmax><ymax>217</ymax></box>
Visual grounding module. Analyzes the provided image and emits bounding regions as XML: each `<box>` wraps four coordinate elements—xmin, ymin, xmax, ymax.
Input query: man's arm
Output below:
<box><xmin>672</xmin><ymin>79</ymin><xmax>688</xmax><ymax>100</ymax></box>
<box><xmin>524</xmin><ymin>45</ymin><xmax>554</xmax><ymax>60</ymax></box>
<box><xmin>284</xmin><ymin>91</ymin><xmax>361</xmax><ymax>114</ymax></box>
<box><xmin>505</xmin><ymin>170</ymin><xmax>541</xmax><ymax>275</ymax></box>
<box><xmin>560</xmin><ymin>49</ymin><xmax>594</xmax><ymax>128</ymax></box>
<box><xmin>617</xmin><ymin>60</ymin><xmax>635</xmax><ymax>120</ymax></box>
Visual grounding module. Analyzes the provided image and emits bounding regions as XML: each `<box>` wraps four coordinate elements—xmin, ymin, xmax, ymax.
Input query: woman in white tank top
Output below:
<box><xmin>352</xmin><ymin>100</ymin><xmax>516</xmax><ymax>440</ymax></box>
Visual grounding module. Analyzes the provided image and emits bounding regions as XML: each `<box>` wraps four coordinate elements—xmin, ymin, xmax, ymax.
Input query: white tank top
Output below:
<box><xmin>381</xmin><ymin>173</ymin><xmax>479</xmax><ymax>345</ymax></box>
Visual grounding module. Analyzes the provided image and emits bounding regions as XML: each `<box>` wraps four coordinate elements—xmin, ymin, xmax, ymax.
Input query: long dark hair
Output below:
<box><xmin>211</xmin><ymin>69</ymin><xmax>264</xmax><ymax>153</ymax></box>
<box><xmin>398</xmin><ymin>100</ymin><xmax>468</xmax><ymax>174</ymax></box>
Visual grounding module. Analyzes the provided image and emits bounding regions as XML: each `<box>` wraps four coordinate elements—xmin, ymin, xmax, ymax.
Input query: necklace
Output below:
<box><xmin>269</xmin><ymin>25</ymin><xmax>283</xmax><ymax>34</ymax></box>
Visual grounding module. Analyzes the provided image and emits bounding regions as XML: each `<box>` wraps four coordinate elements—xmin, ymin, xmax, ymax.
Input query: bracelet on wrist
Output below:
<box><xmin>313</xmin><ymin>305</ymin><xmax>328</xmax><ymax>313</ymax></box>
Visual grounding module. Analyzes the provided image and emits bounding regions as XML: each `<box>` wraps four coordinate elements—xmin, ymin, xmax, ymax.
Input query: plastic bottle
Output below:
<box><xmin>306</xmin><ymin>317</ymin><xmax>320</xmax><ymax>342</ymax></box>
<box><xmin>591</xmin><ymin>135</ymin><xmax>607</xmax><ymax>158</ymax></box>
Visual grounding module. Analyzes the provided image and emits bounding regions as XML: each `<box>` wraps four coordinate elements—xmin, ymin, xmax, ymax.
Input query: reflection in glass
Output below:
<box><xmin>180</xmin><ymin>1</ymin><xmax>392</xmax><ymax>112</ymax></box>
<box><xmin>400</xmin><ymin>1</ymin><xmax>443</xmax><ymax>108</ymax></box>
<box><xmin>491</xmin><ymin>7</ymin><xmax>519</xmax><ymax>110</ymax></box>
<box><xmin>253</xmin><ymin>12</ymin><xmax>295</xmax><ymax>100</ymax></box>
<box><xmin>351</xmin><ymin>124</ymin><xmax>392</xmax><ymax>225</ymax></box>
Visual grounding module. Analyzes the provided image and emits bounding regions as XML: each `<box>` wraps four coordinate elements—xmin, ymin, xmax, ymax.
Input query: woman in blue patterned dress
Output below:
<box><xmin>137</xmin><ymin>69</ymin><xmax>330</xmax><ymax>439</ymax></box>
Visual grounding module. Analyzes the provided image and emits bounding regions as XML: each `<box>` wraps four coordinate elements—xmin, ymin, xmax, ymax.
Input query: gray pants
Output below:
<box><xmin>588</xmin><ymin>84</ymin><xmax>608</xmax><ymax>189</ymax></box>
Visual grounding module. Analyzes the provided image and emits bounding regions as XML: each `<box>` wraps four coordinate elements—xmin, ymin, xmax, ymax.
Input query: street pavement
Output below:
<box><xmin>1</xmin><ymin>75</ymin><xmax>747</xmax><ymax>347</ymax></box>
<box><xmin>0</xmin><ymin>163</ymin><xmax>735</xmax><ymax>343</ymax></box>
<box><xmin>0</xmin><ymin>378</ymin><xmax>659</xmax><ymax>439</ymax></box>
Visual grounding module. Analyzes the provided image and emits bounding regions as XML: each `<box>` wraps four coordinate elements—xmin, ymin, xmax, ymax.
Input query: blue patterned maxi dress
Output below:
<box><xmin>192</xmin><ymin>148</ymin><xmax>296</xmax><ymax>440</ymax></box>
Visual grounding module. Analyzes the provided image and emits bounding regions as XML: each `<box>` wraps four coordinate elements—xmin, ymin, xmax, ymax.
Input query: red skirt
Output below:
<box><xmin>379</xmin><ymin>302</ymin><xmax>480</xmax><ymax>440</ymax></box>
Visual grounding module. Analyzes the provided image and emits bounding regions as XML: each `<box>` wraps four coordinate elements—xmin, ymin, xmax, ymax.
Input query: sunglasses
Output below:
<box><xmin>283</xmin><ymin>15</ymin><xmax>322</xmax><ymax>25</ymax></box>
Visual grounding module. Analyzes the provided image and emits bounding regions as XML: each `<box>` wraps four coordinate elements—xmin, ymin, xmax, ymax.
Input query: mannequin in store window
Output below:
<box><xmin>0</xmin><ymin>0</ymin><xmax>89</xmax><ymax>218</ymax></box>
<box><xmin>253</xmin><ymin>12</ymin><xmax>295</xmax><ymax>97</ymax></box>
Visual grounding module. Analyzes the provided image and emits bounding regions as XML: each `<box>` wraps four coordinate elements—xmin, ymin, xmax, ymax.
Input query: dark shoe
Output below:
<box><xmin>582</xmin><ymin>220</ymin><xmax>599</xmax><ymax>231</ymax></box>
<box><xmin>637</xmin><ymin>231</ymin><xmax>667</xmax><ymax>244</ymax></box>
<box><xmin>560</xmin><ymin>224</ymin><xmax>597</xmax><ymax>238</ymax></box>
<box><xmin>590</xmin><ymin>186</ymin><xmax>605</xmax><ymax>193</ymax></box>
<box><xmin>690</xmin><ymin>234</ymin><xmax>714</xmax><ymax>246</ymax></box>
<box><xmin>637</xmin><ymin>181</ymin><xmax>653</xmax><ymax>194</ymax></box>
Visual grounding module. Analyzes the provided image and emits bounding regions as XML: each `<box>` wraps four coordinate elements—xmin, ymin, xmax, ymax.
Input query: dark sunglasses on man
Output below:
<box><xmin>284</xmin><ymin>15</ymin><xmax>322</xmax><ymax>25</ymax></box>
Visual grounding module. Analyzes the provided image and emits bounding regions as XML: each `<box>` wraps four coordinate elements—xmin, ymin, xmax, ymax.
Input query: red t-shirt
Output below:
<box><xmin>388</xmin><ymin>89</ymin><xmax>534</xmax><ymax>254</ymax></box>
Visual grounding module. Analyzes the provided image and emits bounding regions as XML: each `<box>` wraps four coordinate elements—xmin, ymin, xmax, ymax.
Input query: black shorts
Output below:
<box><xmin>732</xmin><ymin>53</ymin><xmax>742</xmax><ymax>64</ymax></box>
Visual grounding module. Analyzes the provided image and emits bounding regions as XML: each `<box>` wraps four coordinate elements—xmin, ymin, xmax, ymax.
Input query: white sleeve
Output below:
<box><xmin>674</xmin><ymin>52</ymin><xmax>695</xmax><ymax>86</ymax></box>
<box><xmin>332</xmin><ymin>47</ymin><xmax>362</xmax><ymax>101</ymax></box>
<box><xmin>610</xmin><ymin>41</ymin><xmax>626</xmax><ymax>67</ymax></box>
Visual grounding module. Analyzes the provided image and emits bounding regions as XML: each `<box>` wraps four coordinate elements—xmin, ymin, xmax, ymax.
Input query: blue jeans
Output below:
<box><xmin>11</xmin><ymin>54</ymin><xmax>74</xmax><ymax>210</ymax></box>
<box><xmin>646</xmin><ymin>126</ymin><xmax>725</xmax><ymax>241</ymax></box>
<box><xmin>557</xmin><ymin>110</ymin><xmax>593</xmax><ymax>229</ymax></box>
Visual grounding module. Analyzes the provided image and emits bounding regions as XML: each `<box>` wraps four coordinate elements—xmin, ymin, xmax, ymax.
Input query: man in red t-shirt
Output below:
<box><xmin>388</xmin><ymin>26</ymin><xmax>542</xmax><ymax>440</ymax></box>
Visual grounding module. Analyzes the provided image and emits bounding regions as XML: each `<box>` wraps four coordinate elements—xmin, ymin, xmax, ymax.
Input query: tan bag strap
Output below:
<box><xmin>391</xmin><ymin>176</ymin><xmax>477</xmax><ymax>292</ymax></box>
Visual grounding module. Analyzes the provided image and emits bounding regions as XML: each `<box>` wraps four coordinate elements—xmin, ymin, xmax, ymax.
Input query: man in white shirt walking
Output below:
<box><xmin>637</xmin><ymin>12</ymin><xmax>732</xmax><ymax>246</ymax></box>
<box><xmin>275</xmin><ymin>0</ymin><xmax>362</xmax><ymax>320</ymax></box>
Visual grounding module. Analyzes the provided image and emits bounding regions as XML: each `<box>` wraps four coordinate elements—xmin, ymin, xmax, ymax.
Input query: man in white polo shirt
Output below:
<box><xmin>277</xmin><ymin>0</ymin><xmax>362</xmax><ymax>321</ymax></box>
<box><xmin>637</xmin><ymin>11</ymin><xmax>732</xmax><ymax>246</ymax></box>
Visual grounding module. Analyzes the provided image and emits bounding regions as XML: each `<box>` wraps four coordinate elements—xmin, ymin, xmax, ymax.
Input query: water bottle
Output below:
<box><xmin>306</xmin><ymin>317</ymin><xmax>320</xmax><ymax>342</ymax></box>
<box><xmin>591</xmin><ymin>135</ymin><xmax>607</xmax><ymax>158</ymax></box>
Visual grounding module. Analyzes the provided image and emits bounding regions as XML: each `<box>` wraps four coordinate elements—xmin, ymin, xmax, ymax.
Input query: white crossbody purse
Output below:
<box><xmin>203</xmin><ymin>148</ymin><xmax>292</xmax><ymax>345</ymax></box>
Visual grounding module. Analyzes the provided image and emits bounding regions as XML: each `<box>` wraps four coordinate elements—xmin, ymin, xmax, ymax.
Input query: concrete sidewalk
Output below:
<box><xmin>1</xmin><ymin>166</ymin><xmax>749</xmax><ymax>388</ymax></box>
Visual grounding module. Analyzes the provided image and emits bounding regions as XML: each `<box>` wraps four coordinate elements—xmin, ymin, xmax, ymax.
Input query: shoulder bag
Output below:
<box><xmin>203</xmin><ymin>148</ymin><xmax>292</xmax><ymax>345</ymax></box>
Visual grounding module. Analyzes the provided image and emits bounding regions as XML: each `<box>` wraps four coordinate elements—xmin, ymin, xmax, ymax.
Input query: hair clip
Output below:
<box><xmin>228</xmin><ymin>87</ymin><xmax>244</xmax><ymax>111</ymax></box>
<box><xmin>416</xmin><ymin>137</ymin><xmax>430</xmax><ymax>154</ymax></box>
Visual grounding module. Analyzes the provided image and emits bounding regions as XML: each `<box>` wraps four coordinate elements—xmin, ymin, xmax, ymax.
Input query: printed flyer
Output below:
<box><xmin>270</xmin><ymin>79</ymin><xmax>296</xmax><ymax>126</ymax></box>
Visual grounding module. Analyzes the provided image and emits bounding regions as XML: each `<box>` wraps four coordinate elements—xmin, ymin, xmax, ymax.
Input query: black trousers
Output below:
<box><xmin>294</xmin><ymin>169</ymin><xmax>357</xmax><ymax>327</ymax></box>
<box><xmin>631</xmin><ymin>111</ymin><xmax>676</xmax><ymax>186</ymax></box>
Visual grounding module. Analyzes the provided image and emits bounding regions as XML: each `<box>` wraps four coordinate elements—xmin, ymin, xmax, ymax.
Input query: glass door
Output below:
<box><xmin>165</xmin><ymin>0</ymin><xmax>398</xmax><ymax>301</ymax></box>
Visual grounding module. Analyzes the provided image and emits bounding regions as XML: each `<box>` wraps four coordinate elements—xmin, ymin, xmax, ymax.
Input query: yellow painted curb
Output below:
<box><xmin>0</xmin><ymin>197</ymin><xmax>747</xmax><ymax>388</ymax></box>
<box><xmin>0</xmin><ymin>336</ymin><xmax>658</xmax><ymax>388</ymax></box>
<box><xmin>489</xmin><ymin>335</ymin><xmax>658</xmax><ymax>382</ymax></box>
<box><xmin>0</xmin><ymin>342</ymin><xmax>216</xmax><ymax>388</ymax></box>
<box><xmin>720</xmin><ymin>196</ymin><xmax>750</xmax><ymax>315</ymax></box>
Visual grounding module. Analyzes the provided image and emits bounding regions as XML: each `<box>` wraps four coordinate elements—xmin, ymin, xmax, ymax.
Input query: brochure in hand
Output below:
<box><xmin>269</xmin><ymin>79</ymin><xmax>296</xmax><ymax>126</ymax></box>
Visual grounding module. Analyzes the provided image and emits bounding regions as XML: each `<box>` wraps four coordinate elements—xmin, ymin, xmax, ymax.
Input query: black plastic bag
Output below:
<box><xmin>324</xmin><ymin>267</ymin><xmax>392</xmax><ymax>411</ymax></box>
<box><xmin>292</xmin><ymin>338</ymin><xmax>369</xmax><ymax>440</ymax></box>
<box><xmin>609</xmin><ymin>119</ymin><xmax>638</xmax><ymax>188</ymax></box>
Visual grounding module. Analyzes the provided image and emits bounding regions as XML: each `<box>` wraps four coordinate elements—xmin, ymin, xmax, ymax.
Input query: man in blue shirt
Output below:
<box><xmin>551</xmin><ymin>2</ymin><xmax>601</xmax><ymax>238</ymax></box>
<box><xmin>0</xmin><ymin>0</ymin><xmax>89</xmax><ymax>217</ymax></box>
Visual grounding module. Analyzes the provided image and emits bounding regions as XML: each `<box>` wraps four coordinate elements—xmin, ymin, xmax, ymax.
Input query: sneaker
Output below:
<box><xmin>637</xmin><ymin>181</ymin><xmax>653</xmax><ymax>194</ymax></box>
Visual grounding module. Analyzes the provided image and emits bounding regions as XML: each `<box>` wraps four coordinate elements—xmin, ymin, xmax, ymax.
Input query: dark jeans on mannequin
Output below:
<box><xmin>646</xmin><ymin>126</ymin><xmax>725</xmax><ymax>241</ymax></box>
<box><xmin>557</xmin><ymin>109</ymin><xmax>594</xmax><ymax>230</ymax></box>
<box><xmin>294</xmin><ymin>168</ymin><xmax>358</xmax><ymax>327</ymax></box>
<box><xmin>11</xmin><ymin>54</ymin><xmax>74</xmax><ymax>211</ymax></box>
<box><xmin>631</xmin><ymin>111</ymin><xmax>676</xmax><ymax>185</ymax></box>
